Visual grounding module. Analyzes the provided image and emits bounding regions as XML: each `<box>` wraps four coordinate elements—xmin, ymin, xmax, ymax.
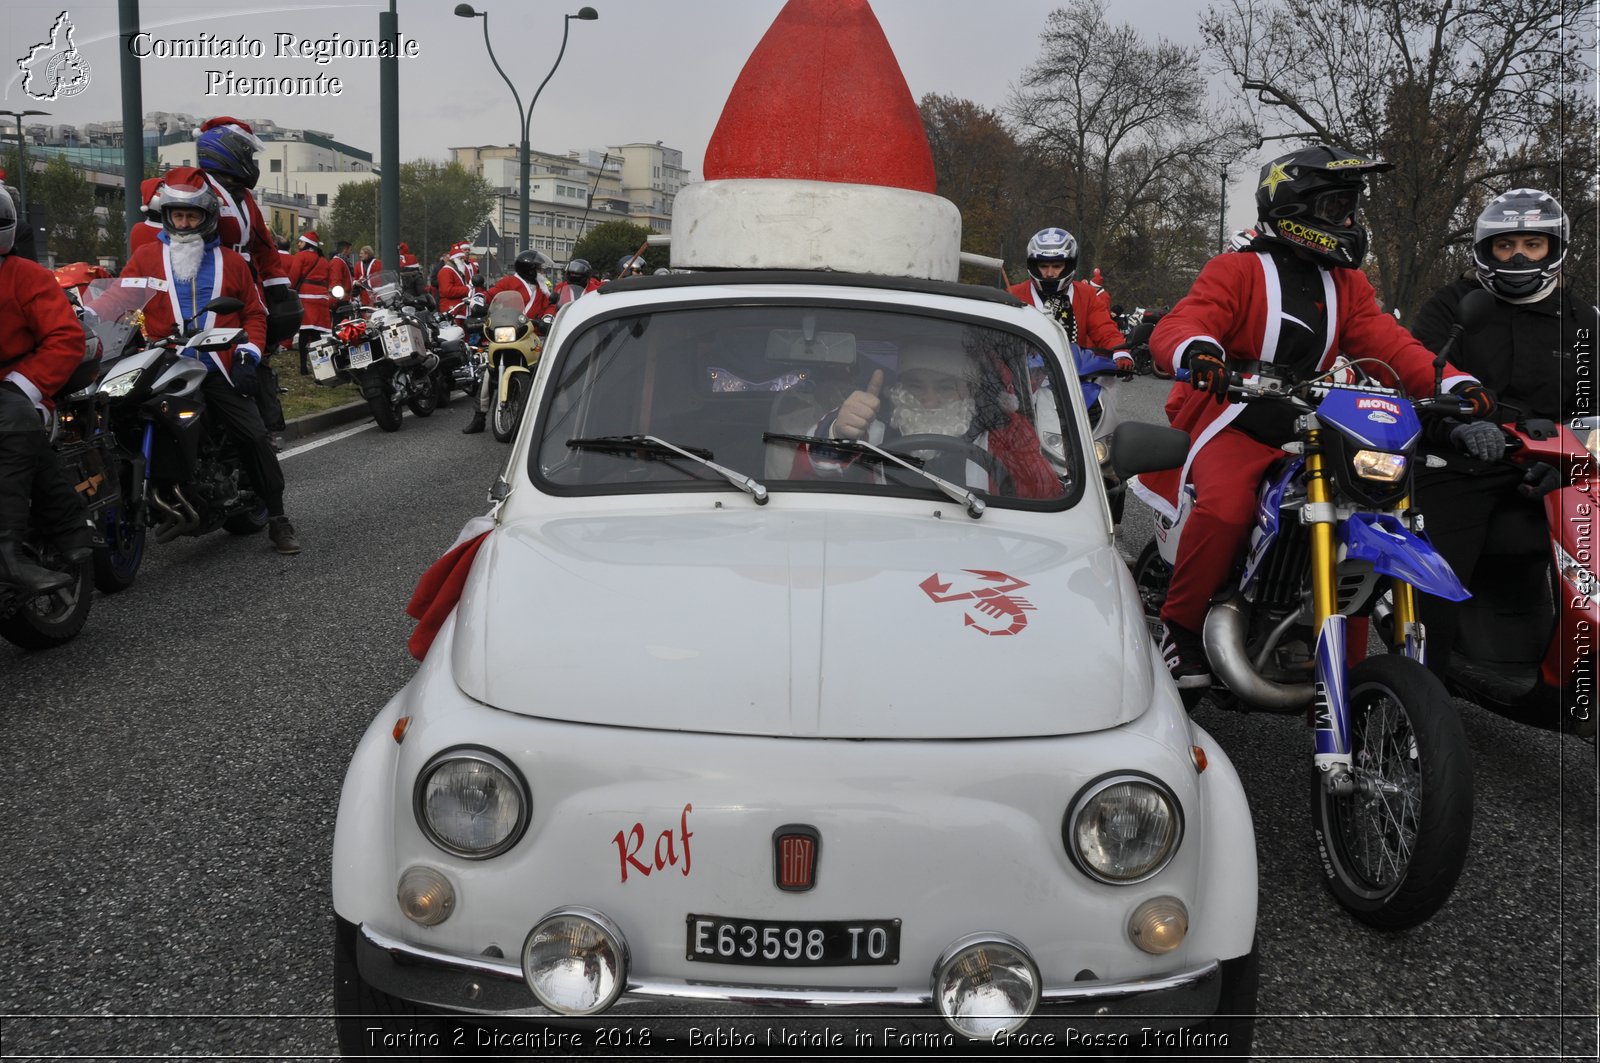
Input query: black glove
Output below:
<box><xmin>1448</xmin><ymin>419</ymin><xmax>1505</xmax><ymax>462</ymax></box>
<box><xmin>232</xmin><ymin>352</ymin><xmax>259</xmax><ymax>398</ymax></box>
<box><xmin>1182</xmin><ymin>340</ymin><xmax>1229</xmax><ymax>404</ymax></box>
<box><xmin>1449</xmin><ymin>380</ymin><xmax>1497</xmax><ymax>420</ymax></box>
<box><xmin>1518</xmin><ymin>461</ymin><xmax>1561</xmax><ymax>499</ymax></box>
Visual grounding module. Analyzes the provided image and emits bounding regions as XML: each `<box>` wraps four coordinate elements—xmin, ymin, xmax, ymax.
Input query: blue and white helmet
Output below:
<box><xmin>1472</xmin><ymin>188</ymin><xmax>1567</xmax><ymax>299</ymax></box>
<box><xmin>1026</xmin><ymin>227</ymin><xmax>1077</xmax><ymax>294</ymax></box>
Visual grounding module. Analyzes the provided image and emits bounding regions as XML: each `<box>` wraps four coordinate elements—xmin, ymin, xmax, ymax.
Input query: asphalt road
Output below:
<box><xmin>1</xmin><ymin>382</ymin><xmax>1595</xmax><ymax>1061</ymax></box>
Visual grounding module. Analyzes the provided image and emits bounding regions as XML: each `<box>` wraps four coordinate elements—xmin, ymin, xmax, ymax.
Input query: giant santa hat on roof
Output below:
<box><xmin>670</xmin><ymin>0</ymin><xmax>963</xmax><ymax>281</ymax></box>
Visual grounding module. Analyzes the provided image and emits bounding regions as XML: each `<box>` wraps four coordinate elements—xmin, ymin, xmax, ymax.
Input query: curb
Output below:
<box><xmin>282</xmin><ymin>400</ymin><xmax>371</xmax><ymax>443</ymax></box>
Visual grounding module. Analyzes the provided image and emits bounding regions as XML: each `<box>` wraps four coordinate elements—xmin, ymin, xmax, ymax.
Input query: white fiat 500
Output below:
<box><xmin>332</xmin><ymin>269</ymin><xmax>1258</xmax><ymax>1054</ymax></box>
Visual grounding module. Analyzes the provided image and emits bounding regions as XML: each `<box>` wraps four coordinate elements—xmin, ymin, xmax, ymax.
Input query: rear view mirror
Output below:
<box><xmin>766</xmin><ymin>329</ymin><xmax>857</xmax><ymax>365</ymax></box>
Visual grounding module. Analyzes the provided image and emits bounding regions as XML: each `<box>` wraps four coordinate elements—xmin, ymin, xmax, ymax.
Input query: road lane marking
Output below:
<box><xmin>280</xmin><ymin>421</ymin><xmax>376</xmax><ymax>459</ymax></box>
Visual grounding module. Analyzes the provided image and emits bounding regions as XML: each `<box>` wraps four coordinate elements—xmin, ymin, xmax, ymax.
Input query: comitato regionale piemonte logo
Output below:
<box><xmin>17</xmin><ymin>11</ymin><xmax>93</xmax><ymax>101</ymax></box>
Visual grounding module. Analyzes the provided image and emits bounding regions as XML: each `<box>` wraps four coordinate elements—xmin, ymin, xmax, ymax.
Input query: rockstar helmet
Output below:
<box><xmin>1025</xmin><ymin>227</ymin><xmax>1077</xmax><ymax>294</ymax></box>
<box><xmin>1472</xmin><ymin>188</ymin><xmax>1567</xmax><ymax>299</ymax></box>
<box><xmin>1255</xmin><ymin>145</ymin><xmax>1392</xmax><ymax>269</ymax></box>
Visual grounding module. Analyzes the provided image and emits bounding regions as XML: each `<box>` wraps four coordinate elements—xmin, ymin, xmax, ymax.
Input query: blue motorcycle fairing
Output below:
<box><xmin>1315</xmin><ymin>386</ymin><xmax>1422</xmax><ymax>452</ymax></box>
<box><xmin>1075</xmin><ymin>346</ymin><xmax>1120</xmax><ymax>410</ymax></box>
<box><xmin>1339</xmin><ymin>512</ymin><xmax>1470</xmax><ymax>601</ymax></box>
<box><xmin>1313</xmin><ymin>614</ymin><xmax>1350</xmax><ymax>762</ymax></box>
<box><xmin>1239</xmin><ymin>458</ymin><xmax>1304</xmax><ymax>593</ymax></box>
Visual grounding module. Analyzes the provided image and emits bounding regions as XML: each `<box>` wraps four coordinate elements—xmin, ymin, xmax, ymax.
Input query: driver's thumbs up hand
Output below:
<box><xmin>832</xmin><ymin>369</ymin><xmax>883</xmax><ymax>440</ymax></box>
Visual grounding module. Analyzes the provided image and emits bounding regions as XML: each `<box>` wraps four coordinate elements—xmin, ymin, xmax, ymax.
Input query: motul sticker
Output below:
<box><xmin>919</xmin><ymin>570</ymin><xmax>1036</xmax><ymax>636</ymax></box>
<box><xmin>1356</xmin><ymin>397</ymin><xmax>1402</xmax><ymax>416</ymax></box>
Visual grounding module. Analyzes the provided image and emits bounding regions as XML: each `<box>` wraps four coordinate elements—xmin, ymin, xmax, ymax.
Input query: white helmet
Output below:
<box><xmin>1025</xmin><ymin>227</ymin><xmax>1077</xmax><ymax>294</ymax></box>
<box><xmin>1472</xmin><ymin>188</ymin><xmax>1567</xmax><ymax>299</ymax></box>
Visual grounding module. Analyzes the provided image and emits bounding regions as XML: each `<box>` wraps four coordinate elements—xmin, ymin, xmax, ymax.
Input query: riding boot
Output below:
<box><xmin>0</xmin><ymin>536</ymin><xmax>73</xmax><ymax>596</ymax></box>
<box><xmin>461</xmin><ymin>410</ymin><xmax>487</xmax><ymax>435</ymax></box>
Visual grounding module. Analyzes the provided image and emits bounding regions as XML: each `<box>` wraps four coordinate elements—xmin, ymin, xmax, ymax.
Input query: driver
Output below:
<box><xmin>799</xmin><ymin>340</ymin><xmax>1062</xmax><ymax>500</ymax></box>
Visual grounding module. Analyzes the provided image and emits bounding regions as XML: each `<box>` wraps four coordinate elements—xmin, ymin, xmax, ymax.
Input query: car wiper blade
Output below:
<box><xmin>763</xmin><ymin>432</ymin><xmax>985</xmax><ymax>519</ymax></box>
<box><xmin>568</xmin><ymin>435</ymin><xmax>768</xmax><ymax>505</ymax></box>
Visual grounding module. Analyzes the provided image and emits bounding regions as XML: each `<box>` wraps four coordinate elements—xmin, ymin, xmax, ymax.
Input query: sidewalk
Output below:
<box><xmin>282</xmin><ymin>400</ymin><xmax>371</xmax><ymax>444</ymax></box>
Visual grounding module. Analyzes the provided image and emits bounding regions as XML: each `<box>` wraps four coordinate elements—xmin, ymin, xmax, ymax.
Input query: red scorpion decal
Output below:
<box><xmin>919</xmin><ymin>569</ymin><xmax>1036</xmax><ymax>636</ymax></box>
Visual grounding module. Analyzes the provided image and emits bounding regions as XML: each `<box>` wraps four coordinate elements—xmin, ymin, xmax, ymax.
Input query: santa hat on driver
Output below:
<box><xmin>299</xmin><ymin>230</ymin><xmax>321</xmax><ymax>249</ymax></box>
<box><xmin>199</xmin><ymin>115</ymin><xmax>265</xmax><ymax>149</ymax></box>
<box><xmin>673</xmin><ymin>0</ymin><xmax>961</xmax><ymax>281</ymax></box>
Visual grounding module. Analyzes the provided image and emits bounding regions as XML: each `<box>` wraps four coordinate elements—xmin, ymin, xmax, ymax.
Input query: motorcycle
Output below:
<box><xmin>482</xmin><ymin>291</ymin><xmax>547</xmax><ymax>443</ymax></box>
<box><xmin>88</xmin><ymin>281</ymin><xmax>277</xmax><ymax>547</ymax></box>
<box><xmin>1036</xmin><ymin>347</ymin><xmax>1129</xmax><ymax>522</ymax></box>
<box><xmin>1129</xmin><ymin>360</ymin><xmax>1476</xmax><ymax>930</ymax></box>
<box><xmin>309</xmin><ymin>272</ymin><xmax>440</xmax><ymax>432</ymax></box>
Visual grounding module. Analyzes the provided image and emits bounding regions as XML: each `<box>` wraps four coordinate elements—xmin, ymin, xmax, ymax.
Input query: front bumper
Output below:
<box><xmin>354</xmin><ymin>921</ymin><xmax>1236</xmax><ymax>1032</ymax></box>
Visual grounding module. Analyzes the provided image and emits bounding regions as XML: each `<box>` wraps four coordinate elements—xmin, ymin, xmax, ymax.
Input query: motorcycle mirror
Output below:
<box><xmin>202</xmin><ymin>296</ymin><xmax>245</xmax><ymax>316</ymax></box>
<box><xmin>1456</xmin><ymin>288</ymin><xmax>1497</xmax><ymax>330</ymax></box>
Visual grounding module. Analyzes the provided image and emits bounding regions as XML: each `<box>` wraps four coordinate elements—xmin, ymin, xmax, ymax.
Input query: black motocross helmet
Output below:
<box><xmin>1255</xmin><ymin>145</ymin><xmax>1392</xmax><ymax>269</ymax></box>
<box><xmin>514</xmin><ymin>249</ymin><xmax>550</xmax><ymax>284</ymax></box>
<box><xmin>564</xmin><ymin>258</ymin><xmax>592</xmax><ymax>286</ymax></box>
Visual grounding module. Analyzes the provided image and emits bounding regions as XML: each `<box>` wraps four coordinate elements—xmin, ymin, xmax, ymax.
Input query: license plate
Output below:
<box><xmin>348</xmin><ymin>343</ymin><xmax>373</xmax><ymax>369</ymax></box>
<box><xmin>686</xmin><ymin>914</ymin><xmax>900</xmax><ymax>967</ymax></box>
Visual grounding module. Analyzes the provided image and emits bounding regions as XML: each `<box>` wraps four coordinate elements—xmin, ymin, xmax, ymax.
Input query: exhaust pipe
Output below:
<box><xmin>1203</xmin><ymin>598</ymin><xmax>1313</xmax><ymax>710</ymax></box>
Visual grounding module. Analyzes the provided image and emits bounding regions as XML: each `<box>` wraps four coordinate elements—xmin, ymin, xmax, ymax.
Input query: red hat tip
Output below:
<box><xmin>703</xmin><ymin>0</ymin><xmax>935</xmax><ymax>193</ymax></box>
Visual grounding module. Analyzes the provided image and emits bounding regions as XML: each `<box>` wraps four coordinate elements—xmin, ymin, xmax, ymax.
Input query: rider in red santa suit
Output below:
<box><xmin>1008</xmin><ymin>227</ymin><xmax>1133</xmax><ymax>376</ymax></box>
<box><xmin>436</xmin><ymin>242</ymin><xmax>476</xmax><ymax>320</ymax></box>
<box><xmin>463</xmin><ymin>250</ymin><xmax>554</xmax><ymax>436</ymax></box>
<box><xmin>287</xmin><ymin>230</ymin><xmax>333</xmax><ymax>375</ymax></box>
<box><xmin>552</xmin><ymin>258</ymin><xmax>602</xmax><ymax>304</ymax></box>
<box><xmin>128</xmin><ymin>177</ymin><xmax>166</xmax><ymax>258</ymax></box>
<box><xmin>1137</xmin><ymin>145</ymin><xmax>1488</xmax><ymax>687</ymax></box>
<box><xmin>120</xmin><ymin>172</ymin><xmax>301</xmax><ymax>555</ymax></box>
<box><xmin>193</xmin><ymin>118</ymin><xmax>301</xmax><ymax>344</ymax></box>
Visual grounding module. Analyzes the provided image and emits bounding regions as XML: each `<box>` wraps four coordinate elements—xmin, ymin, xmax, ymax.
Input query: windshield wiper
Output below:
<box><xmin>568</xmin><ymin>435</ymin><xmax>768</xmax><ymax>505</ymax></box>
<box><xmin>763</xmin><ymin>432</ymin><xmax>985</xmax><ymax>519</ymax></box>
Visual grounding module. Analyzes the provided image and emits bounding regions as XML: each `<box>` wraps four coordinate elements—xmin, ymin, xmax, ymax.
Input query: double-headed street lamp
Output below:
<box><xmin>0</xmin><ymin>109</ymin><xmax>51</xmax><ymax>217</ymax></box>
<box><xmin>455</xmin><ymin>4</ymin><xmax>598</xmax><ymax>259</ymax></box>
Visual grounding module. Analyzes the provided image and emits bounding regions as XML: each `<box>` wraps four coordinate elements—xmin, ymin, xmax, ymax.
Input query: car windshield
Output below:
<box><xmin>532</xmin><ymin>303</ymin><xmax>1086</xmax><ymax>509</ymax></box>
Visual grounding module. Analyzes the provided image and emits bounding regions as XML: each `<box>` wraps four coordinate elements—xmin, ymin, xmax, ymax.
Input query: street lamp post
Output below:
<box><xmin>455</xmin><ymin>4</ymin><xmax>598</xmax><ymax>256</ymax></box>
<box><xmin>0</xmin><ymin>109</ymin><xmax>51</xmax><ymax>216</ymax></box>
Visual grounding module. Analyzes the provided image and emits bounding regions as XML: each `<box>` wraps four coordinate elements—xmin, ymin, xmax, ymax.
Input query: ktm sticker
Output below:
<box><xmin>920</xmin><ymin>570</ymin><xmax>1036</xmax><ymax>636</ymax></box>
<box><xmin>614</xmin><ymin>802</ymin><xmax>693</xmax><ymax>883</ymax></box>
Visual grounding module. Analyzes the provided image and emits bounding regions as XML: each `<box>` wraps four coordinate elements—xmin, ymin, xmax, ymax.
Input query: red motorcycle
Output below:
<box><xmin>1391</xmin><ymin>408</ymin><xmax>1599</xmax><ymax>739</ymax></box>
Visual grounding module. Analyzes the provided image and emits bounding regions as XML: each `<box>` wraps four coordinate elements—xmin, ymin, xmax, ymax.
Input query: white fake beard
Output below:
<box><xmin>888</xmin><ymin>383</ymin><xmax>976</xmax><ymax>437</ymax></box>
<box><xmin>169</xmin><ymin>234</ymin><xmax>207</xmax><ymax>283</ymax></box>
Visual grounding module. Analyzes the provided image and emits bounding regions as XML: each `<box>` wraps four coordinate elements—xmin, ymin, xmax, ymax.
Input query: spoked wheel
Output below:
<box><xmin>1130</xmin><ymin>540</ymin><xmax>1171</xmax><ymax>631</ymax></box>
<box><xmin>1311</xmin><ymin>654</ymin><xmax>1473</xmax><ymax>930</ymax></box>
<box><xmin>491</xmin><ymin>373</ymin><xmax>527</xmax><ymax>443</ymax></box>
<box><xmin>0</xmin><ymin>558</ymin><xmax>92</xmax><ymax>649</ymax></box>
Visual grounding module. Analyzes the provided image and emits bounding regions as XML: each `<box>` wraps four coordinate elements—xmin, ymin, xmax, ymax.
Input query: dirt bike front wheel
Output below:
<box><xmin>1310</xmin><ymin>654</ymin><xmax>1473</xmax><ymax>930</ymax></box>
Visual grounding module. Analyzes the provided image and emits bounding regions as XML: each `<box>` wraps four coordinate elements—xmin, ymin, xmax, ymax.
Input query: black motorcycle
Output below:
<box><xmin>308</xmin><ymin>272</ymin><xmax>441</xmax><ymax>431</ymax></box>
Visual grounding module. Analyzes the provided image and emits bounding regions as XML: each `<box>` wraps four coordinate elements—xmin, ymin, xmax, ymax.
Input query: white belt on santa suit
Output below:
<box><xmin>301</xmin><ymin>293</ymin><xmax>329</xmax><ymax>300</ymax></box>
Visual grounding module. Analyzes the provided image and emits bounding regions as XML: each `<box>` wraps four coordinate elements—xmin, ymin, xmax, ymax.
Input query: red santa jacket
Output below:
<box><xmin>1135</xmin><ymin>249</ymin><xmax>1474</xmax><ymax>519</ymax></box>
<box><xmin>1007</xmin><ymin>278</ymin><xmax>1126</xmax><ymax>351</ymax></box>
<box><xmin>204</xmin><ymin>175</ymin><xmax>289</xmax><ymax>290</ymax></box>
<box><xmin>437</xmin><ymin>262</ymin><xmax>474</xmax><ymax>317</ymax></box>
<box><xmin>553</xmin><ymin>277</ymin><xmax>602</xmax><ymax>305</ymax></box>
<box><xmin>128</xmin><ymin>220</ymin><xmax>164</xmax><ymax>258</ymax></box>
<box><xmin>484</xmin><ymin>274</ymin><xmax>551</xmax><ymax>318</ymax></box>
<box><xmin>288</xmin><ymin>248</ymin><xmax>334</xmax><ymax>331</ymax></box>
<box><xmin>324</xmin><ymin>255</ymin><xmax>354</xmax><ymax>304</ymax></box>
<box><xmin>0</xmin><ymin>254</ymin><xmax>87</xmax><ymax>411</ymax></box>
<box><xmin>121</xmin><ymin>239</ymin><xmax>267</xmax><ymax>379</ymax></box>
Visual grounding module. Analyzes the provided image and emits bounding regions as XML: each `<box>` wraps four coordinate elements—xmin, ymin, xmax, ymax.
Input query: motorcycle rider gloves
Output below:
<box><xmin>1448</xmin><ymin>419</ymin><xmax>1506</xmax><ymax>463</ymax></box>
<box><xmin>1518</xmin><ymin>461</ymin><xmax>1561</xmax><ymax>500</ymax></box>
<box><xmin>1112</xmin><ymin>350</ymin><xmax>1137</xmax><ymax>380</ymax></box>
<box><xmin>1182</xmin><ymin>341</ymin><xmax>1230</xmax><ymax>404</ymax></box>
<box><xmin>1449</xmin><ymin>380</ymin><xmax>1497</xmax><ymax>420</ymax></box>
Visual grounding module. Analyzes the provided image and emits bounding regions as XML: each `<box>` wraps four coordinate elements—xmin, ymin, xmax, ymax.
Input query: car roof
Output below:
<box><xmin>597</xmin><ymin>269</ymin><xmax>1025</xmax><ymax>308</ymax></box>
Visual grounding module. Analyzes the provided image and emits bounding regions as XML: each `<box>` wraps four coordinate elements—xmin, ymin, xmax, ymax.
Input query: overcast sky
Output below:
<box><xmin>4</xmin><ymin>0</ymin><xmax>1265</xmax><ymax>229</ymax></box>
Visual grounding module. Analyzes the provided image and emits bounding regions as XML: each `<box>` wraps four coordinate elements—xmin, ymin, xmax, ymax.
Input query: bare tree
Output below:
<box><xmin>1202</xmin><ymin>0</ymin><xmax>1597</xmax><ymax>318</ymax></box>
<box><xmin>1007</xmin><ymin>0</ymin><xmax>1250</xmax><ymax>298</ymax></box>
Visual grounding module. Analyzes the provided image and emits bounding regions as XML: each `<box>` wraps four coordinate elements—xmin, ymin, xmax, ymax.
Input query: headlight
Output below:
<box><xmin>1584</xmin><ymin>426</ymin><xmax>1600</xmax><ymax>462</ymax></box>
<box><xmin>1556</xmin><ymin>542</ymin><xmax>1598</xmax><ymax>600</ymax></box>
<box><xmin>1351</xmin><ymin>449</ymin><xmax>1407</xmax><ymax>483</ymax></box>
<box><xmin>100</xmin><ymin>368</ymin><xmax>141</xmax><ymax>398</ymax></box>
<box><xmin>493</xmin><ymin>326</ymin><xmax>519</xmax><ymax>343</ymax></box>
<box><xmin>523</xmin><ymin>908</ymin><xmax>628</xmax><ymax>1016</ymax></box>
<box><xmin>1064</xmin><ymin>774</ymin><xmax>1183</xmax><ymax>884</ymax></box>
<box><xmin>932</xmin><ymin>935</ymin><xmax>1039</xmax><ymax>1039</ymax></box>
<box><xmin>413</xmin><ymin>748</ymin><xmax>530</xmax><ymax>859</ymax></box>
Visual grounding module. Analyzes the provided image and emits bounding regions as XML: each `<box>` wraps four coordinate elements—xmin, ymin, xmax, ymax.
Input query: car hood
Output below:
<box><xmin>449</xmin><ymin>508</ymin><xmax>1153</xmax><ymax>738</ymax></box>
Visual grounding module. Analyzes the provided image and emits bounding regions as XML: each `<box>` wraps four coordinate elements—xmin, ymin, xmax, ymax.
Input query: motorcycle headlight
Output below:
<box><xmin>493</xmin><ymin>326</ymin><xmax>519</xmax><ymax>343</ymax></box>
<box><xmin>1351</xmin><ymin>449</ymin><xmax>1407</xmax><ymax>483</ymax></box>
<box><xmin>100</xmin><ymin>367</ymin><xmax>141</xmax><ymax>398</ymax></box>
<box><xmin>413</xmin><ymin>748</ymin><xmax>530</xmax><ymax>859</ymax></box>
<box><xmin>1064</xmin><ymin>774</ymin><xmax>1182</xmax><ymax>884</ymax></box>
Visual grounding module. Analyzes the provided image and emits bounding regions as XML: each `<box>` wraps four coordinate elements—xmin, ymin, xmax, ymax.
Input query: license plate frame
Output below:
<box><xmin>348</xmin><ymin>342</ymin><xmax>373</xmax><ymax>369</ymax></box>
<box><xmin>685</xmin><ymin>914</ymin><xmax>900</xmax><ymax>967</ymax></box>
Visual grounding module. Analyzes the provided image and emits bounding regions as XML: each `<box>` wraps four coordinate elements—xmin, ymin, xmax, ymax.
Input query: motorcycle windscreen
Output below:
<box><xmin>1339</xmin><ymin>512</ymin><xmax>1469</xmax><ymax>601</ymax></box>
